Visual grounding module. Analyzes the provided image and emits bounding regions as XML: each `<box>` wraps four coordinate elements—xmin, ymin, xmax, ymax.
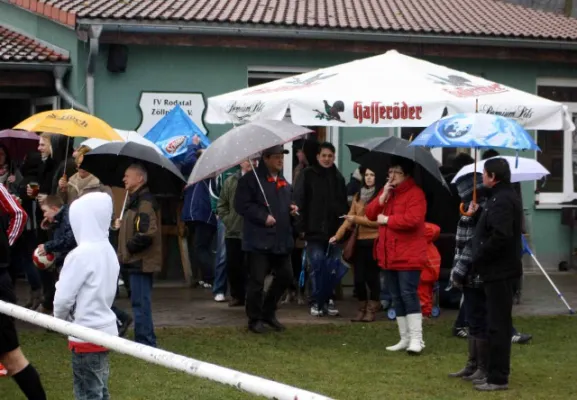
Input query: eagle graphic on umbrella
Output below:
<box><xmin>313</xmin><ymin>100</ymin><xmax>345</xmax><ymax>122</ymax></box>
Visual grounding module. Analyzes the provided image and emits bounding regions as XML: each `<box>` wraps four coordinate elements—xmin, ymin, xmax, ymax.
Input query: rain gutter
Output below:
<box><xmin>86</xmin><ymin>25</ymin><xmax>103</xmax><ymax>115</ymax></box>
<box><xmin>0</xmin><ymin>62</ymin><xmax>70</xmax><ymax>71</ymax></box>
<box><xmin>77</xmin><ymin>20</ymin><xmax>577</xmax><ymax>51</ymax></box>
<box><xmin>54</xmin><ymin>65</ymin><xmax>90</xmax><ymax>113</ymax></box>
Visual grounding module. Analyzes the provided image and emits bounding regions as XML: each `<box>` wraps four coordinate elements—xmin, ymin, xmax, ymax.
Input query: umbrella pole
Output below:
<box><xmin>62</xmin><ymin>137</ymin><xmax>71</xmax><ymax>180</ymax></box>
<box><xmin>250</xmin><ymin>166</ymin><xmax>273</xmax><ymax>216</ymax></box>
<box><xmin>119</xmin><ymin>191</ymin><xmax>129</xmax><ymax>220</ymax></box>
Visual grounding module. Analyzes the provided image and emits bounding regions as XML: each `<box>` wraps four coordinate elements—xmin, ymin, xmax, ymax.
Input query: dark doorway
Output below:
<box><xmin>0</xmin><ymin>98</ymin><xmax>30</xmax><ymax>130</ymax></box>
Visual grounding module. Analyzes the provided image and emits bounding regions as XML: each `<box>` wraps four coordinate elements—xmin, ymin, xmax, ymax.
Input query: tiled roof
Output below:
<box><xmin>0</xmin><ymin>25</ymin><xmax>69</xmax><ymax>63</ymax></box>
<box><xmin>9</xmin><ymin>0</ymin><xmax>577</xmax><ymax>41</ymax></box>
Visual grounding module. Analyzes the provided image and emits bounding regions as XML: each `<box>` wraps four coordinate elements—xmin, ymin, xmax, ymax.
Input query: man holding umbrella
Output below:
<box><xmin>234</xmin><ymin>145</ymin><xmax>298</xmax><ymax>334</ymax></box>
<box><xmin>114</xmin><ymin>164</ymin><xmax>162</xmax><ymax>347</ymax></box>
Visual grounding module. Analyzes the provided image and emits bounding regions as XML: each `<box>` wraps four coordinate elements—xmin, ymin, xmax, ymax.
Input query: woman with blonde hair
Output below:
<box><xmin>58</xmin><ymin>145</ymin><xmax>112</xmax><ymax>203</ymax></box>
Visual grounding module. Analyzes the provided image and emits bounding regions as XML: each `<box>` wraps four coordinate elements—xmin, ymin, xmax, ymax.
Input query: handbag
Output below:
<box><xmin>341</xmin><ymin>225</ymin><xmax>358</xmax><ymax>263</ymax></box>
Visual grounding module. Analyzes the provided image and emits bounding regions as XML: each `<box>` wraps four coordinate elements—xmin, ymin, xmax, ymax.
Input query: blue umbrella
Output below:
<box><xmin>318</xmin><ymin>245</ymin><xmax>349</xmax><ymax>307</ymax></box>
<box><xmin>409</xmin><ymin>113</ymin><xmax>540</xmax><ymax>151</ymax></box>
<box><xmin>410</xmin><ymin>112</ymin><xmax>540</xmax><ymax>215</ymax></box>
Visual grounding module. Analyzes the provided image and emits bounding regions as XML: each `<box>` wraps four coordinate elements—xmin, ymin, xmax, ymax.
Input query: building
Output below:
<box><xmin>2</xmin><ymin>0</ymin><xmax>577</xmax><ymax>271</ymax></box>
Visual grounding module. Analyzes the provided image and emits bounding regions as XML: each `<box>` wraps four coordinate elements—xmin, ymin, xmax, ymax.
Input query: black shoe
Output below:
<box><xmin>248</xmin><ymin>320</ymin><xmax>266</xmax><ymax>334</ymax></box>
<box><xmin>117</xmin><ymin>315</ymin><xmax>133</xmax><ymax>338</ymax></box>
<box><xmin>228</xmin><ymin>298</ymin><xmax>245</xmax><ymax>307</ymax></box>
<box><xmin>263</xmin><ymin>317</ymin><xmax>286</xmax><ymax>332</ymax></box>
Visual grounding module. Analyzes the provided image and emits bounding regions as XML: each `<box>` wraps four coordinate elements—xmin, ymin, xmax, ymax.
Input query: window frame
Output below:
<box><xmin>536</xmin><ymin>78</ymin><xmax>577</xmax><ymax>204</ymax></box>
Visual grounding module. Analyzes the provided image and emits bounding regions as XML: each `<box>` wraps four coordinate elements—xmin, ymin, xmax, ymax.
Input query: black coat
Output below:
<box><xmin>293</xmin><ymin>164</ymin><xmax>348</xmax><ymax>242</ymax></box>
<box><xmin>472</xmin><ymin>182</ymin><xmax>523</xmax><ymax>283</ymax></box>
<box><xmin>234</xmin><ymin>162</ymin><xmax>294</xmax><ymax>255</ymax></box>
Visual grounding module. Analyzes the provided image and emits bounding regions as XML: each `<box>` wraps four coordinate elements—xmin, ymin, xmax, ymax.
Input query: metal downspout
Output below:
<box><xmin>86</xmin><ymin>25</ymin><xmax>103</xmax><ymax>115</ymax></box>
<box><xmin>53</xmin><ymin>65</ymin><xmax>90</xmax><ymax>113</ymax></box>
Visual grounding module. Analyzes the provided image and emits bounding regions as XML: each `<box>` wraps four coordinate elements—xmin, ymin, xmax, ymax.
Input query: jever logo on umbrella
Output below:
<box><xmin>165</xmin><ymin>136</ymin><xmax>187</xmax><ymax>154</ymax></box>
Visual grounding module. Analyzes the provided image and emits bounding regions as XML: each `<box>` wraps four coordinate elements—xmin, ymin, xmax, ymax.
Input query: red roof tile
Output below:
<box><xmin>10</xmin><ymin>0</ymin><xmax>577</xmax><ymax>41</ymax></box>
<box><xmin>0</xmin><ymin>25</ymin><xmax>70</xmax><ymax>63</ymax></box>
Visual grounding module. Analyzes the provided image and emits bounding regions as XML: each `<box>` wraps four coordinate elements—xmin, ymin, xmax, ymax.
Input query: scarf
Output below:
<box><xmin>266</xmin><ymin>174</ymin><xmax>288</xmax><ymax>190</ymax></box>
<box><xmin>359</xmin><ymin>186</ymin><xmax>375</xmax><ymax>204</ymax></box>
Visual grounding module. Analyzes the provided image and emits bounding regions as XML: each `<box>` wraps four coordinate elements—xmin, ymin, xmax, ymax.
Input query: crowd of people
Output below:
<box><xmin>0</xmin><ymin>131</ymin><xmax>530</xmax><ymax>398</ymax></box>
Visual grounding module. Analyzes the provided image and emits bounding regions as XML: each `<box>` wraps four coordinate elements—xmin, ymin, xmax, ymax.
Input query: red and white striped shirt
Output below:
<box><xmin>0</xmin><ymin>184</ymin><xmax>27</xmax><ymax>246</ymax></box>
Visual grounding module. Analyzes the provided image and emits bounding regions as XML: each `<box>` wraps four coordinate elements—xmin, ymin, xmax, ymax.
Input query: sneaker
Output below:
<box><xmin>117</xmin><ymin>315</ymin><xmax>133</xmax><ymax>338</ymax></box>
<box><xmin>118</xmin><ymin>278</ymin><xmax>125</xmax><ymax>286</ymax></box>
<box><xmin>310</xmin><ymin>304</ymin><xmax>323</xmax><ymax>317</ymax></box>
<box><xmin>203</xmin><ymin>282</ymin><xmax>212</xmax><ymax>289</ymax></box>
<box><xmin>452</xmin><ymin>326</ymin><xmax>469</xmax><ymax>339</ymax></box>
<box><xmin>326</xmin><ymin>300</ymin><xmax>339</xmax><ymax>316</ymax></box>
<box><xmin>214</xmin><ymin>293</ymin><xmax>226</xmax><ymax>302</ymax></box>
<box><xmin>0</xmin><ymin>363</ymin><xmax>7</xmax><ymax>377</ymax></box>
<box><xmin>512</xmin><ymin>332</ymin><xmax>532</xmax><ymax>344</ymax></box>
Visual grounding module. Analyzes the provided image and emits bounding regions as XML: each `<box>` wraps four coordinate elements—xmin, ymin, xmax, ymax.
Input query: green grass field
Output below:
<box><xmin>1</xmin><ymin>316</ymin><xmax>576</xmax><ymax>399</ymax></box>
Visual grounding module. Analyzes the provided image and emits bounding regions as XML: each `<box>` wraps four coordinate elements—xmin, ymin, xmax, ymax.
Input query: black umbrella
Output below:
<box><xmin>346</xmin><ymin>136</ymin><xmax>449</xmax><ymax>190</ymax></box>
<box><xmin>80</xmin><ymin>141</ymin><xmax>186</xmax><ymax>195</ymax></box>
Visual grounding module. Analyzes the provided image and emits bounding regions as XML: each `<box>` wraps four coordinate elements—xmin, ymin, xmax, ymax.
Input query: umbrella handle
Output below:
<box><xmin>459</xmin><ymin>202</ymin><xmax>474</xmax><ymax>217</ymax></box>
<box><xmin>459</xmin><ymin>148</ymin><xmax>478</xmax><ymax>217</ymax></box>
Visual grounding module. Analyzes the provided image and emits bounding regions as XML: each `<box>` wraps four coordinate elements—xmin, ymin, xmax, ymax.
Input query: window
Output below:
<box><xmin>536</xmin><ymin>78</ymin><xmax>577</xmax><ymax>204</ymax></box>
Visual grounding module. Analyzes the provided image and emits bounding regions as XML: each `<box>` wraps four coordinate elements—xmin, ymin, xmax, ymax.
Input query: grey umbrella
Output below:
<box><xmin>346</xmin><ymin>136</ymin><xmax>449</xmax><ymax>189</ymax></box>
<box><xmin>187</xmin><ymin>119</ymin><xmax>312</xmax><ymax>185</ymax></box>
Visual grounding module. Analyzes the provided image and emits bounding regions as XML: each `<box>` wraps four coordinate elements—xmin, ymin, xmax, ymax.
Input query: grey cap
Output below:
<box><xmin>262</xmin><ymin>145</ymin><xmax>289</xmax><ymax>156</ymax></box>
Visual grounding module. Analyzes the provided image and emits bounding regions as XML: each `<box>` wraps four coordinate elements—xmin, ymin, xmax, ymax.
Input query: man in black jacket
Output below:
<box><xmin>235</xmin><ymin>145</ymin><xmax>298</xmax><ymax>334</ymax></box>
<box><xmin>293</xmin><ymin>142</ymin><xmax>348</xmax><ymax>317</ymax></box>
<box><xmin>472</xmin><ymin>158</ymin><xmax>522</xmax><ymax>391</ymax></box>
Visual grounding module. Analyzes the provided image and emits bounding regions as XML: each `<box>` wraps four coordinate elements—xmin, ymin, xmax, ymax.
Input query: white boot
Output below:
<box><xmin>386</xmin><ymin>316</ymin><xmax>409</xmax><ymax>351</ymax></box>
<box><xmin>406</xmin><ymin>313</ymin><xmax>425</xmax><ymax>354</ymax></box>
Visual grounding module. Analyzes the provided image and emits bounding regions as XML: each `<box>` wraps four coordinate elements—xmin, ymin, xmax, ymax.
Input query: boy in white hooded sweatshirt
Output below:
<box><xmin>53</xmin><ymin>192</ymin><xmax>119</xmax><ymax>400</ymax></box>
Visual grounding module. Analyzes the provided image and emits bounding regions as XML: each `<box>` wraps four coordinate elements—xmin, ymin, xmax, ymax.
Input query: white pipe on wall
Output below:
<box><xmin>0</xmin><ymin>301</ymin><xmax>333</xmax><ymax>400</ymax></box>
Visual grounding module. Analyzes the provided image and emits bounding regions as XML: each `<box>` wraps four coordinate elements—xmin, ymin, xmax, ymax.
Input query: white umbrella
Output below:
<box><xmin>207</xmin><ymin>50</ymin><xmax>573</xmax><ymax>131</ymax></box>
<box><xmin>451</xmin><ymin>156</ymin><xmax>550</xmax><ymax>184</ymax></box>
<box><xmin>80</xmin><ymin>129</ymin><xmax>162</xmax><ymax>154</ymax></box>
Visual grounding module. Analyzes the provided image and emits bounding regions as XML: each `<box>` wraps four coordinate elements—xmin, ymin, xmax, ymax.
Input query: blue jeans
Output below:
<box><xmin>130</xmin><ymin>272</ymin><xmax>156</xmax><ymax>347</ymax></box>
<box><xmin>306</xmin><ymin>241</ymin><xmax>341</xmax><ymax>307</ymax></box>
<box><xmin>212</xmin><ymin>220</ymin><xmax>228</xmax><ymax>295</ymax></box>
<box><xmin>380</xmin><ymin>271</ymin><xmax>392</xmax><ymax>302</ymax></box>
<box><xmin>72</xmin><ymin>351</ymin><xmax>110</xmax><ymax>400</ymax></box>
<box><xmin>384</xmin><ymin>270</ymin><xmax>422</xmax><ymax>317</ymax></box>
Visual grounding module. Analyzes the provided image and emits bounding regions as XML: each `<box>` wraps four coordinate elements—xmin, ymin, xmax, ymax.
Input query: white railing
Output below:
<box><xmin>0</xmin><ymin>300</ymin><xmax>334</xmax><ymax>400</ymax></box>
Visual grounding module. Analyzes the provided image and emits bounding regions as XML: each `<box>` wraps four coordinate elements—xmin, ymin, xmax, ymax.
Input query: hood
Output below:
<box><xmin>69</xmin><ymin>192</ymin><xmax>112</xmax><ymax>244</ymax></box>
<box><xmin>424</xmin><ymin>222</ymin><xmax>440</xmax><ymax>243</ymax></box>
<box><xmin>50</xmin><ymin>134</ymin><xmax>73</xmax><ymax>165</ymax></box>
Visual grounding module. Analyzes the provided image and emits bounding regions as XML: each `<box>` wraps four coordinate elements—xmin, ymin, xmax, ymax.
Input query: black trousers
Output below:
<box><xmin>225</xmin><ymin>238</ymin><xmax>247</xmax><ymax>301</ymax></box>
<box><xmin>353</xmin><ymin>240</ymin><xmax>381</xmax><ymax>302</ymax></box>
<box><xmin>186</xmin><ymin>221</ymin><xmax>216</xmax><ymax>283</ymax></box>
<box><xmin>40</xmin><ymin>268</ymin><xmax>58</xmax><ymax>310</ymax></box>
<box><xmin>245</xmin><ymin>252</ymin><xmax>292</xmax><ymax>322</ymax></box>
<box><xmin>485</xmin><ymin>277</ymin><xmax>517</xmax><ymax>385</ymax></box>
<box><xmin>463</xmin><ymin>286</ymin><xmax>488</xmax><ymax>339</ymax></box>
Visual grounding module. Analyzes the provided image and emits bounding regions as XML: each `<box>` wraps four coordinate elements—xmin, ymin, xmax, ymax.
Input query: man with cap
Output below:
<box><xmin>234</xmin><ymin>145</ymin><xmax>298</xmax><ymax>334</ymax></box>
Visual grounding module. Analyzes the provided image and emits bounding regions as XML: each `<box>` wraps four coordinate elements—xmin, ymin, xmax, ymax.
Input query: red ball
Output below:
<box><xmin>32</xmin><ymin>247</ymin><xmax>55</xmax><ymax>270</ymax></box>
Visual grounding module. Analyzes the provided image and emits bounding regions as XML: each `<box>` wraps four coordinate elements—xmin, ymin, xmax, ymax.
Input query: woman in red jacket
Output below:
<box><xmin>365</xmin><ymin>156</ymin><xmax>428</xmax><ymax>354</ymax></box>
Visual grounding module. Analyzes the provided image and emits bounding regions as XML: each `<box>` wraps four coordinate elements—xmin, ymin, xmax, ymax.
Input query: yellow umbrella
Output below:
<box><xmin>14</xmin><ymin>109</ymin><xmax>122</xmax><ymax>141</ymax></box>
